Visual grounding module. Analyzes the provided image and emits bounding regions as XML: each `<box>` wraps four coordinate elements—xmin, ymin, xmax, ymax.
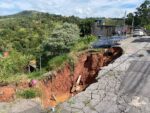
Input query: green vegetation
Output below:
<box><xmin>79</xmin><ymin>18</ymin><xmax>96</xmax><ymax>37</ymax></box>
<box><xmin>0</xmin><ymin>50</ymin><xmax>33</xmax><ymax>83</ymax></box>
<box><xmin>104</xmin><ymin>18</ymin><xmax>124</xmax><ymax>26</ymax></box>
<box><xmin>17</xmin><ymin>88</ymin><xmax>41</xmax><ymax>99</ymax></box>
<box><xmin>27</xmin><ymin>70</ymin><xmax>45</xmax><ymax>79</ymax></box>
<box><xmin>126</xmin><ymin>0</ymin><xmax>150</xmax><ymax>28</ymax></box>
<box><xmin>0</xmin><ymin>74</ymin><xmax>25</xmax><ymax>85</ymax></box>
<box><xmin>0</xmin><ymin>5</ymin><xmax>136</xmax><ymax>84</ymax></box>
<box><xmin>0</xmin><ymin>9</ymin><xmax>126</xmax><ymax>84</ymax></box>
<box><xmin>0</xmin><ymin>50</ymin><xmax>33</xmax><ymax>76</ymax></box>
<box><xmin>47</xmin><ymin>54</ymin><xmax>69</xmax><ymax>71</ymax></box>
<box><xmin>145</xmin><ymin>25</ymin><xmax>150</xmax><ymax>31</ymax></box>
<box><xmin>47</xmin><ymin>36</ymin><xmax>96</xmax><ymax>70</ymax></box>
<box><xmin>0</xmin><ymin>9</ymin><xmax>97</xmax><ymax>84</ymax></box>
<box><xmin>43</xmin><ymin>22</ymin><xmax>80</xmax><ymax>56</ymax></box>
<box><xmin>71</xmin><ymin>35</ymin><xmax>96</xmax><ymax>52</ymax></box>
<box><xmin>46</xmin><ymin>35</ymin><xmax>97</xmax><ymax>71</ymax></box>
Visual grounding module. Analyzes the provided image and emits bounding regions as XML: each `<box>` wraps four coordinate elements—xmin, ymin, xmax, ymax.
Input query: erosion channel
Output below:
<box><xmin>40</xmin><ymin>47</ymin><xmax>123</xmax><ymax>107</ymax></box>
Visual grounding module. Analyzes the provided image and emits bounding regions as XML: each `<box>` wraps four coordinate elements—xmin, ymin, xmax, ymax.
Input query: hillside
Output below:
<box><xmin>0</xmin><ymin>10</ymin><xmax>124</xmax><ymax>84</ymax></box>
<box><xmin>0</xmin><ymin>10</ymin><xmax>80</xmax><ymax>22</ymax></box>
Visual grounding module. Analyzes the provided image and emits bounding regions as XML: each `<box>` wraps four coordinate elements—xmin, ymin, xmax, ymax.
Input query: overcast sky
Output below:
<box><xmin>0</xmin><ymin>0</ymin><xmax>145</xmax><ymax>18</ymax></box>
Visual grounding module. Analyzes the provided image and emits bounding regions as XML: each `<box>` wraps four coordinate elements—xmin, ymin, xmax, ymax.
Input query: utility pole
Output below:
<box><xmin>38</xmin><ymin>13</ymin><xmax>42</xmax><ymax>73</ymax></box>
<box><xmin>132</xmin><ymin>16</ymin><xmax>134</xmax><ymax>37</ymax></box>
<box><xmin>40</xmin><ymin>55</ymin><xmax>41</xmax><ymax>72</ymax></box>
<box><xmin>123</xmin><ymin>11</ymin><xmax>126</xmax><ymax>36</ymax></box>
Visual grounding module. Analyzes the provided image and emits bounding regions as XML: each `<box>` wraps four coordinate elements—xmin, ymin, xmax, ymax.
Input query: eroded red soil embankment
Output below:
<box><xmin>0</xmin><ymin>47</ymin><xmax>123</xmax><ymax>107</ymax></box>
<box><xmin>0</xmin><ymin>86</ymin><xmax>15</xmax><ymax>102</ymax></box>
<box><xmin>40</xmin><ymin>47</ymin><xmax>123</xmax><ymax>107</ymax></box>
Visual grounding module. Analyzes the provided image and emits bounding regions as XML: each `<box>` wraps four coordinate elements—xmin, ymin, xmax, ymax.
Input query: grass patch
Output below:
<box><xmin>46</xmin><ymin>35</ymin><xmax>97</xmax><ymax>72</ymax></box>
<box><xmin>27</xmin><ymin>70</ymin><xmax>46</xmax><ymax>79</ymax></box>
<box><xmin>0</xmin><ymin>74</ymin><xmax>26</xmax><ymax>85</ymax></box>
<box><xmin>87</xmin><ymin>48</ymin><xmax>104</xmax><ymax>53</ymax></box>
<box><xmin>0</xmin><ymin>50</ymin><xmax>33</xmax><ymax>77</ymax></box>
<box><xmin>47</xmin><ymin>54</ymin><xmax>69</xmax><ymax>71</ymax></box>
<box><xmin>71</xmin><ymin>35</ymin><xmax>97</xmax><ymax>52</ymax></box>
<box><xmin>17</xmin><ymin>88</ymin><xmax>41</xmax><ymax>99</ymax></box>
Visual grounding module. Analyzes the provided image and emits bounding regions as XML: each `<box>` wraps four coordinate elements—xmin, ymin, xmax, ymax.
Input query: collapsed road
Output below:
<box><xmin>59</xmin><ymin>36</ymin><xmax>150</xmax><ymax>113</ymax></box>
<box><xmin>0</xmin><ymin>46</ymin><xmax>123</xmax><ymax>113</ymax></box>
<box><xmin>1</xmin><ymin>36</ymin><xmax>150</xmax><ymax>113</ymax></box>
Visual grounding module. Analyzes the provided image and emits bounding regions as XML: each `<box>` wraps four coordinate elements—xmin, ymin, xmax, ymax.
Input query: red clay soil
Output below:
<box><xmin>0</xmin><ymin>47</ymin><xmax>122</xmax><ymax>107</ymax></box>
<box><xmin>0</xmin><ymin>86</ymin><xmax>15</xmax><ymax>102</ymax></box>
<box><xmin>40</xmin><ymin>47</ymin><xmax>123</xmax><ymax>107</ymax></box>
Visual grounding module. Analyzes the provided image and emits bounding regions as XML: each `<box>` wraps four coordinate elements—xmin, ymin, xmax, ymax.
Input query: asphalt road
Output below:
<box><xmin>117</xmin><ymin>36</ymin><xmax>150</xmax><ymax>113</ymax></box>
<box><xmin>59</xmin><ymin>36</ymin><xmax>150</xmax><ymax>113</ymax></box>
<box><xmin>1</xmin><ymin>36</ymin><xmax>150</xmax><ymax>113</ymax></box>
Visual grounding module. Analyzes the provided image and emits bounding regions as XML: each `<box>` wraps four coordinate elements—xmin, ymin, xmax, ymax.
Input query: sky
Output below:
<box><xmin>0</xmin><ymin>0</ymin><xmax>145</xmax><ymax>18</ymax></box>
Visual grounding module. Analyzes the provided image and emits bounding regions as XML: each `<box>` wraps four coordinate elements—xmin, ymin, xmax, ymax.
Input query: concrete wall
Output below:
<box><xmin>91</xmin><ymin>22</ymin><xmax>116</xmax><ymax>37</ymax></box>
<box><xmin>91</xmin><ymin>22</ymin><xmax>132</xmax><ymax>37</ymax></box>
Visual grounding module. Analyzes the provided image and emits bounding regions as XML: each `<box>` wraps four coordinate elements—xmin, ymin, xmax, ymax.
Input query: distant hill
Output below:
<box><xmin>12</xmin><ymin>10</ymin><xmax>42</xmax><ymax>17</ymax></box>
<box><xmin>0</xmin><ymin>10</ymin><xmax>124</xmax><ymax>50</ymax></box>
<box><xmin>0</xmin><ymin>10</ymin><xmax>80</xmax><ymax>21</ymax></box>
<box><xmin>0</xmin><ymin>10</ymin><xmax>123</xmax><ymax>26</ymax></box>
<box><xmin>0</xmin><ymin>10</ymin><xmax>45</xmax><ymax>18</ymax></box>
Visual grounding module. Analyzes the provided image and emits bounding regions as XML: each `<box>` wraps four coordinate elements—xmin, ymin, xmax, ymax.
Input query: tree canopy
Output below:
<box><xmin>43</xmin><ymin>22</ymin><xmax>80</xmax><ymax>56</ymax></box>
<box><xmin>126</xmin><ymin>0</ymin><xmax>150</xmax><ymax>27</ymax></box>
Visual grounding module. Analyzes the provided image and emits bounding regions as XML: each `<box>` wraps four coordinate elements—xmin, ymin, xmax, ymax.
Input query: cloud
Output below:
<box><xmin>0</xmin><ymin>0</ymin><xmax>145</xmax><ymax>17</ymax></box>
<box><xmin>0</xmin><ymin>1</ymin><xmax>15</xmax><ymax>9</ymax></box>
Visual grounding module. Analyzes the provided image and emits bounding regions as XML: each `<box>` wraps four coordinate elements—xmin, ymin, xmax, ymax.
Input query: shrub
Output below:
<box><xmin>46</xmin><ymin>35</ymin><xmax>96</xmax><ymax>71</ymax></box>
<box><xmin>71</xmin><ymin>35</ymin><xmax>96</xmax><ymax>52</ymax></box>
<box><xmin>43</xmin><ymin>22</ymin><xmax>80</xmax><ymax>56</ymax></box>
<box><xmin>0</xmin><ymin>50</ymin><xmax>33</xmax><ymax>76</ymax></box>
<box><xmin>27</xmin><ymin>70</ymin><xmax>45</xmax><ymax>79</ymax></box>
<box><xmin>18</xmin><ymin>88</ymin><xmax>40</xmax><ymax>99</ymax></box>
<box><xmin>145</xmin><ymin>25</ymin><xmax>150</xmax><ymax>31</ymax></box>
<box><xmin>47</xmin><ymin>54</ymin><xmax>69</xmax><ymax>71</ymax></box>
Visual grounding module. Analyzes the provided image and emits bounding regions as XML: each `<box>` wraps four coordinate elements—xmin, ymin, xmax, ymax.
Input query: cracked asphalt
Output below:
<box><xmin>58</xmin><ymin>36</ymin><xmax>150</xmax><ymax>113</ymax></box>
<box><xmin>1</xmin><ymin>36</ymin><xmax>150</xmax><ymax>113</ymax></box>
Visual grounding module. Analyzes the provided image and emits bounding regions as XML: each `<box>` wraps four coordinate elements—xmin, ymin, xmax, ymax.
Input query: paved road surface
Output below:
<box><xmin>1</xmin><ymin>36</ymin><xmax>150</xmax><ymax>113</ymax></box>
<box><xmin>59</xmin><ymin>36</ymin><xmax>150</xmax><ymax>113</ymax></box>
<box><xmin>0</xmin><ymin>99</ymin><xmax>43</xmax><ymax>113</ymax></box>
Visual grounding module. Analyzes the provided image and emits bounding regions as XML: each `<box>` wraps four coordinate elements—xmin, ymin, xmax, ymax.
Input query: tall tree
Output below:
<box><xmin>43</xmin><ymin>22</ymin><xmax>80</xmax><ymax>56</ymax></box>
<box><xmin>126</xmin><ymin>0</ymin><xmax>150</xmax><ymax>27</ymax></box>
<box><xmin>126</xmin><ymin>13</ymin><xmax>134</xmax><ymax>25</ymax></box>
<box><xmin>136</xmin><ymin>0</ymin><xmax>150</xmax><ymax>26</ymax></box>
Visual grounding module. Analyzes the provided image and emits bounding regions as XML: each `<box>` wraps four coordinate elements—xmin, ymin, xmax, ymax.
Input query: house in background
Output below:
<box><xmin>91</xmin><ymin>21</ymin><xmax>116</xmax><ymax>37</ymax></box>
<box><xmin>91</xmin><ymin>19</ymin><xmax>132</xmax><ymax>37</ymax></box>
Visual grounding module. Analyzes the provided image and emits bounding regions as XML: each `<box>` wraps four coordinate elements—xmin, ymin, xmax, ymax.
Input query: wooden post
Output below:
<box><xmin>40</xmin><ymin>55</ymin><xmax>41</xmax><ymax>72</ymax></box>
<box><xmin>71</xmin><ymin>75</ymin><xmax>82</xmax><ymax>93</ymax></box>
<box><xmin>28</xmin><ymin>65</ymin><xmax>30</xmax><ymax>74</ymax></box>
<box><xmin>76</xmin><ymin>75</ymin><xmax>81</xmax><ymax>85</ymax></box>
<box><xmin>52</xmin><ymin>94</ymin><xmax>57</xmax><ymax>102</ymax></box>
